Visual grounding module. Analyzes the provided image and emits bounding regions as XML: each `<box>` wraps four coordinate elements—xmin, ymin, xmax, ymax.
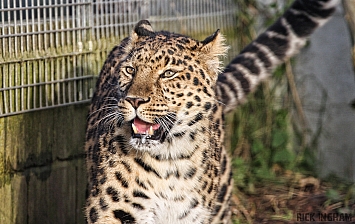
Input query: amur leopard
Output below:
<box><xmin>85</xmin><ymin>0</ymin><xmax>339</xmax><ymax>223</ymax></box>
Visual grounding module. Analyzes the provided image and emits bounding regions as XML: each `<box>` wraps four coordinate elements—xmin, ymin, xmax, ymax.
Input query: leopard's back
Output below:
<box><xmin>85</xmin><ymin>1</ymin><xmax>339</xmax><ymax>223</ymax></box>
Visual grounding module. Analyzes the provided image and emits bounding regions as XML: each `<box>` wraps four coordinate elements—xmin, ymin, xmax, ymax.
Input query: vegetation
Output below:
<box><xmin>228</xmin><ymin>1</ymin><xmax>355</xmax><ymax>223</ymax></box>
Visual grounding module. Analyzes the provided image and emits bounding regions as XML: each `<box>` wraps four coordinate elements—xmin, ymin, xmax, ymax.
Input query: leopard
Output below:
<box><xmin>85</xmin><ymin>0</ymin><xmax>339</xmax><ymax>223</ymax></box>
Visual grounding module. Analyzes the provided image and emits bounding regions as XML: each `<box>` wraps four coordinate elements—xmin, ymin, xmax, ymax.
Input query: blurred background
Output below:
<box><xmin>0</xmin><ymin>0</ymin><xmax>354</xmax><ymax>223</ymax></box>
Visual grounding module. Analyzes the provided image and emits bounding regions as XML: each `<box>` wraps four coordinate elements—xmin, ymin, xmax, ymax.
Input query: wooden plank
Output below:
<box><xmin>27</xmin><ymin>160</ymin><xmax>78</xmax><ymax>224</ymax></box>
<box><xmin>5</xmin><ymin>110</ymin><xmax>54</xmax><ymax>171</ymax></box>
<box><xmin>4</xmin><ymin>104</ymin><xmax>88</xmax><ymax>169</ymax></box>
<box><xmin>0</xmin><ymin>173</ymin><xmax>27</xmax><ymax>224</ymax></box>
<box><xmin>53</xmin><ymin>105</ymin><xmax>88</xmax><ymax>160</ymax></box>
<box><xmin>0</xmin><ymin>117</ymin><xmax>6</xmax><ymax>188</ymax></box>
<box><xmin>0</xmin><ymin>117</ymin><xmax>29</xmax><ymax>224</ymax></box>
<box><xmin>75</xmin><ymin>158</ymin><xmax>87</xmax><ymax>224</ymax></box>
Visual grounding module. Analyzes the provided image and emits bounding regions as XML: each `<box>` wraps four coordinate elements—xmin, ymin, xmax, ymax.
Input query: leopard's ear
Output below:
<box><xmin>131</xmin><ymin>20</ymin><xmax>155</xmax><ymax>41</ymax></box>
<box><xmin>134</xmin><ymin>20</ymin><xmax>155</xmax><ymax>36</ymax></box>
<box><xmin>124</xmin><ymin>20</ymin><xmax>155</xmax><ymax>53</ymax></box>
<box><xmin>199</xmin><ymin>30</ymin><xmax>229</xmax><ymax>78</ymax></box>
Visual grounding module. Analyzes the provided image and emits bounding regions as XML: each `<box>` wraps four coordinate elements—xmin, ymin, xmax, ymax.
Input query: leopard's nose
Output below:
<box><xmin>126</xmin><ymin>97</ymin><xmax>150</xmax><ymax>109</ymax></box>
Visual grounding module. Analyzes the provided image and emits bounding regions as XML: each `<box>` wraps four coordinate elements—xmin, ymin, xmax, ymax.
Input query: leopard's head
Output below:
<box><xmin>91</xmin><ymin>20</ymin><xmax>228</xmax><ymax>158</ymax></box>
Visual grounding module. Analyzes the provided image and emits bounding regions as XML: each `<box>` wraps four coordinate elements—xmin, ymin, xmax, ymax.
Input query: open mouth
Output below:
<box><xmin>131</xmin><ymin>117</ymin><xmax>163</xmax><ymax>143</ymax></box>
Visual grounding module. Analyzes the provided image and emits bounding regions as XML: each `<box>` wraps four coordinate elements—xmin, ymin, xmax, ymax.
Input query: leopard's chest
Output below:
<box><xmin>104</xmin><ymin>152</ymin><xmax>211</xmax><ymax>223</ymax></box>
<box><xmin>93</xmin><ymin>124</ymin><xmax>221</xmax><ymax>223</ymax></box>
<box><xmin>145</xmin><ymin>178</ymin><xmax>210</xmax><ymax>224</ymax></box>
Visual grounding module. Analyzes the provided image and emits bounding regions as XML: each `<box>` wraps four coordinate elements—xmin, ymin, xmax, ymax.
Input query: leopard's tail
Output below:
<box><xmin>217</xmin><ymin>0</ymin><xmax>340</xmax><ymax>113</ymax></box>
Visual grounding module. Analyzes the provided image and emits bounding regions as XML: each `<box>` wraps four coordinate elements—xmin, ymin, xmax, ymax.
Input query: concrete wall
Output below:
<box><xmin>293</xmin><ymin>4</ymin><xmax>355</xmax><ymax>181</ymax></box>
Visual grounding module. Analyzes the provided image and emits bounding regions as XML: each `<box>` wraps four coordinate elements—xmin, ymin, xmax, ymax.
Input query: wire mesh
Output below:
<box><xmin>0</xmin><ymin>0</ymin><xmax>238</xmax><ymax>117</ymax></box>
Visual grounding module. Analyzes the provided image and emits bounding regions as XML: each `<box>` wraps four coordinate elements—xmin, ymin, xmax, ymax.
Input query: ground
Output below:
<box><xmin>232</xmin><ymin>174</ymin><xmax>355</xmax><ymax>224</ymax></box>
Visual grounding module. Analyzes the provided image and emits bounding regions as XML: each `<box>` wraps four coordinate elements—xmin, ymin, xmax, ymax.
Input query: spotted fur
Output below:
<box><xmin>85</xmin><ymin>0</ymin><xmax>339</xmax><ymax>223</ymax></box>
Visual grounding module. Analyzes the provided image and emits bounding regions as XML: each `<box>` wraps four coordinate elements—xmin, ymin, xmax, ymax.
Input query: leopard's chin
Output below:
<box><xmin>130</xmin><ymin>137</ymin><xmax>160</xmax><ymax>147</ymax></box>
<box><xmin>129</xmin><ymin>137</ymin><xmax>167</xmax><ymax>155</ymax></box>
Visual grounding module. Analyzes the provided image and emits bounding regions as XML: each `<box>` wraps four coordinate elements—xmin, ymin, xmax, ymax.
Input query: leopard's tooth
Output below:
<box><xmin>148</xmin><ymin>126</ymin><xmax>154</xmax><ymax>136</ymax></box>
<box><xmin>141</xmin><ymin>135</ymin><xmax>147</xmax><ymax>144</ymax></box>
<box><xmin>132</xmin><ymin>123</ymin><xmax>138</xmax><ymax>134</ymax></box>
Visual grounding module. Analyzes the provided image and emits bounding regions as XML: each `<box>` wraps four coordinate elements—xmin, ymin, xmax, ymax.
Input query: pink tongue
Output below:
<box><xmin>133</xmin><ymin>117</ymin><xmax>160</xmax><ymax>134</ymax></box>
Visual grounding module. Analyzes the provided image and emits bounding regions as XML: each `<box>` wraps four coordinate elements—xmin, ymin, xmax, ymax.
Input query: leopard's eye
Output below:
<box><xmin>125</xmin><ymin>66</ymin><xmax>135</xmax><ymax>75</ymax></box>
<box><xmin>161</xmin><ymin>70</ymin><xmax>177</xmax><ymax>79</ymax></box>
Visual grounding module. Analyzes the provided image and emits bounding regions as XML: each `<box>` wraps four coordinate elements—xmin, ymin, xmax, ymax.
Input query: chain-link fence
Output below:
<box><xmin>0</xmin><ymin>0</ymin><xmax>238</xmax><ymax>117</ymax></box>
